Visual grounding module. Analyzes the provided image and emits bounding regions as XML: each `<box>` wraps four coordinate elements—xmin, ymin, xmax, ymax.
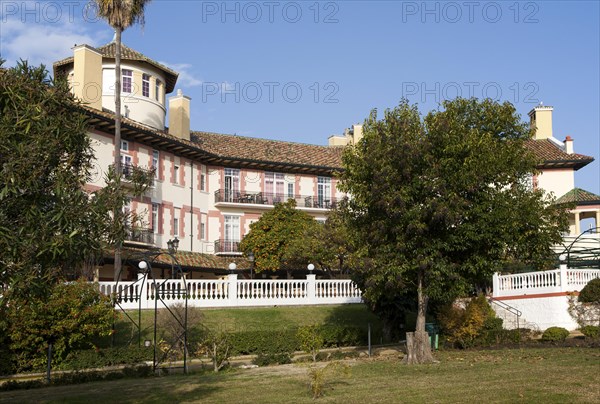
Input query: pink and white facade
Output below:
<box><xmin>54</xmin><ymin>43</ymin><xmax>345</xmax><ymax>280</ymax></box>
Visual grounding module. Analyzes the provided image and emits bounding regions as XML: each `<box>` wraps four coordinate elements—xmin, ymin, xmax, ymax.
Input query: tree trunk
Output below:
<box><xmin>404</xmin><ymin>269</ymin><xmax>435</xmax><ymax>364</ymax></box>
<box><xmin>113</xmin><ymin>28</ymin><xmax>123</xmax><ymax>281</ymax></box>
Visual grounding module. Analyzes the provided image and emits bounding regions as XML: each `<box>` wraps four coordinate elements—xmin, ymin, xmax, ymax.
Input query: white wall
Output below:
<box><xmin>492</xmin><ymin>295</ymin><xmax>578</xmax><ymax>331</ymax></box>
<box><xmin>537</xmin><ymin>168</ymin><xmax>575</xmax><ymax>199</ymax></box>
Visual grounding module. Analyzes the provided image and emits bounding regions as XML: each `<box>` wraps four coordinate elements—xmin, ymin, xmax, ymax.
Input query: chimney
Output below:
<box><xmin>328</xmin><ymin>135</ymin><xmax>349</xmax><ymax>146</ymax></box>
<box><xmin>352</xmin><ymin>124</ymin><xmax>363</xmax><ymax>144</ymax></box>
<box><xmin>72</xmin><ymin>44</ymin><xmax>102</xmax><ymax>110</ymax></box>
<box><xmin>528</xmin><ymin>104</ymin><xmax>553</xmax><ymax>140</ymax></box>
<box><xmin>564</xmin><ymin>136</ymin><xmax>574</xmax><ymax>154</ymax></box>
<box><xmin>168</xmin><ymin>89</ymin><xmax>191</xmax><ymax>141</ymax></box>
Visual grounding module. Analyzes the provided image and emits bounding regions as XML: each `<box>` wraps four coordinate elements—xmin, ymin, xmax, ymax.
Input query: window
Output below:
<box><xmin>152</xmin><ymin>203</ymin><xmax>160</xmax><ymax>234</ymax></box>
<box><xmin>122</xmin><ymin>69</ymin><xmax>132</xmax><ymax>93</ymax></box>
<box><xmin>317</xmin><ymin>177</ymin><xmax>331</xmax><ymax>208</ymax></box>
<box><xmin>265</xmin><ymin>172</ymin><xmax>285</xmax><ymax>204</ymax></box>
<box><xmin>223</xmin><ymin>215</ymin><xmax>240</xmax><ymax>253</ymax></box>
<box><xmin>173</xmin><ymin>208</ymin><xmax>180</xmax><ymax>237</ymax></box>
<box><xmin>155</xmin><ymin>79</ymin><xmax>161</xmax><ymax>101</ymax></box>
<box><xmin>142</xmin><ymin>73</ymin><xmax>150</xmax><ymax>97</ymax></box>
<box><xmin>120</xmin><ymin>154</ymin><xmax>132</xmax><ymax>178</ymax></box>
<box><xmin>287</xmin><ymin>183</ymin><xmax>294</xmax><ymax>200</ymax></box>
<box><xmin>121</xmin><ymin>140</ymin><xmax>129</xmax><ymax>151</ymax></box>
<box><xmin>200</xmin><ymin>173</ymin><xmax>206</xmax><ymax>191</ymax></box>
<box><xmin>152</xmin><ymin>150</ymin><xmax>159</xmax><ymax>179</ymax></box>
<box><xmin>200</xmin><ymin>221</ymin><xmax>206</xmax><ymax>240</ymax></box>
<box><xmin>224</xmin><ymin>168</ymin><xmax>240</xmax><ymax>202</ymax></box>
<box><xmin>174</xmin><ymin>165</ymin><xmax>180</xmax><ymax>184</ymax></box>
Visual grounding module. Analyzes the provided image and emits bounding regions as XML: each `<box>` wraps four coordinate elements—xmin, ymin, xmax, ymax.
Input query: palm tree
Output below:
<box><xmin>96</xmin><ymin>0</ymin><xmax>152</xmax><ymax>280</ymax></box>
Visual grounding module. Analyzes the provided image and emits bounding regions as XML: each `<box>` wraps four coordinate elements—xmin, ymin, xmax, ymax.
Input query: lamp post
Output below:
<box><xmin>229</xmin><ymin>262</ymin><xmax>237</xmax><ymax>274</ymax></box>
<box><xmin>248</xmin><ymin>252</ymin><xmax>255</xmax><ymax>279</ymax></box>
<box><xmin>307</xmin><ymin>263</ymin><xmax>315</xmax><ymax>273</ymax></box>
<box><xmin>167</xmin><ymin>236</ymin><xmax>179</xmax><ymax>254</ymax></box>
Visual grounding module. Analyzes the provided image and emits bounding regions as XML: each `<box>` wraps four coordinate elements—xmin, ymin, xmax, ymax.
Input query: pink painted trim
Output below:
<box><xmin>495</xmin><ymin>291</ymin><xmax>579</xmax><ymax>300</ymax></box>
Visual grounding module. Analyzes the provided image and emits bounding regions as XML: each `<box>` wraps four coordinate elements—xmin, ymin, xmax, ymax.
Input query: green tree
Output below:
<box><xmin>4</xmin><ymin>280</ymin><xmax>114</xmax><ymax>372</ymax></box>
<box><xmin>0</xmin><ymin>61</ymin><xmax>99</xmax><ymax>298</ymax></box>
<box><xmin>340</xmin><ymin>98</ymin><xmax>567</xmax><ymax>363</ymax></box>
<box><xmin>240</xmin><ymin>199</ymin><xmax>317</xmax><ymax>277</ymax></box>
<box><xmin>287</xmin><ymin>204</ymin><xmax>357</xmax><ymax>278</ymax></box>
<box><xmin>95</xmin><ymin>0</ymin><xmax>152</xmax><ymax>280</ymax></box>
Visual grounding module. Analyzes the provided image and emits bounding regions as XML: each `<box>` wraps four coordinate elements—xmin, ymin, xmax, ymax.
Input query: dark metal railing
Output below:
<box><xmin>214</xmin><ymin>189</ymin><xmax>338</xmax><ymax>209</ymax></box>
<box><xmin>115</xmin><ymin>162</ymin><xmax>154</xmax><ymax>181</ymax></box>
<box><xmin>214</xmin><ymin>239</ymin><xmax>241</xmax><ymax>254</ymax></box>
<box><xmin>126</xmin><ymin>228</ymin><xmax>154</xmax><ymax>245</ymax></box>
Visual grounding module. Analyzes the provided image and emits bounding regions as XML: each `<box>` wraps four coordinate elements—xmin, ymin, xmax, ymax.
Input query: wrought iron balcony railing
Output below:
<box><xmin>125</xmin><ymin>228</ymin><xmax>154</xmax><ymax>245</ymax></box>
<box><xmin>214</xmin><ymin>239</ymin><xmax>241</xmax><ymax>254</ymax></box>
<box><xmin>214</xmin><ymin>189</ymin><xmax>338</xmax><ymax>209</ymax></box>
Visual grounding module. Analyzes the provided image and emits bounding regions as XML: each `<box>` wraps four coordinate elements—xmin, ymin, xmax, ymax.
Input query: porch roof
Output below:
<box><xmin>556</xmin><ymin>188</ymin><xmax>600</xmax><ymax>206</ymax></box>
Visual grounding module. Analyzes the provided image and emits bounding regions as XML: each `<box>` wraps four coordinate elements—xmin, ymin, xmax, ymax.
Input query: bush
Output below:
<box><xmin>195</xmin><ymin>329</ymin><xmax>232</xmax><ymax>372</ymax></box>
<box><xmin>60</xmin><ymin>346</ymin><xmax>153</xmax><ymax>370</ymax></box>
<box><xmin>579</xmin><ymin>278</ymin><xmax>600</xmax><ymax>304</ymax></box>
<box><xmin>229</xmin><ymin>329</ymin><xmax>298</xmax><ymax>356</ymax></box>
<box><xmin>437</xmin><ymin>295</ymin><xmax>499</xmax><ymax>348</ymax></box>
<box><xmin>298</xmin><ymin>325</ymin><xmax>324</xmax><ymax>362</ymax></box>
<box><xmin>541</xmin><ymin>327</ymin><xmax>570</xmax><ymax>342</ymax></box>
<box><xmin>5</xmin><ymin>280</ymin><xmax>114</xmax><ymax>372</ymax></box>
<box><xmin>156</xmin><ymin>303</ymin><xmax>203</xmax><ymax>361</ymax></box>
<box><xmin>580</xmin><ymin>325</ymin><xmax>599</xmax><ymax>339</ymax></box>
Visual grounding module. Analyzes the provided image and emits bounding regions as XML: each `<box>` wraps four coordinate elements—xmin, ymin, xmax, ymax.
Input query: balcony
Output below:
<box><xmin>214</xmin><ymin>189</ymin><xmax>339</xmax><ymax>210</ymax></box>
<box><xmin>124</xmin><ymin>227</ymin><xmax>155</xmax><ymax>248</ymax></box>
<box><xmin>214</xmin><ymin>239</ymin><xmax>242</xmax><ymax>255</ymax></box>
<box><xmin>115</xmin><ymin>163</ymin><xmax>154</xmax><ymax>188</ymax></box>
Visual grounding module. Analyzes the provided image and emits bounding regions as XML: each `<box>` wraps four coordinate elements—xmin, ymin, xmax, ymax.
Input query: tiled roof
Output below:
<box><xmin>556</xmin><ymin>188</ymin><xmax>600</xmax><ymax>205</ymax></box>
<box><xmin>119</xmin><ymin>247</ymin><xmax>250</xmax><ymax>271</ymax></box>
<box><xmin>192</xmin><ymin>131</ymin><xmax>344</xmax><ymax>170</ymax></box>
<box><xmin>524</xmin><ymin>138</ymin><xmax>594</xmax><ymax>170</ymax></box>
<box><xmin>53</xmin><ymin>42</ymin><xmax>178</xmax><ymax>93</ymax></box>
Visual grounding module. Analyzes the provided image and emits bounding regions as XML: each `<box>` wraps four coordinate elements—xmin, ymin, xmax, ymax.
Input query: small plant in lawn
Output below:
<box><xmin>308</xmin><ymin>361</ymin><xmax>351</xmax><ymax>399</ymax></box>
<box><xmin>541</xmin><ymin>327</ymin><xmax>570</xmax><ymax>342</ymax></box>
<box><xmin>195</xmin><ymin>329</ymin><xmax>232</xmax><ymax>372</ymax></box>
<box><xmin>297</xmin><ymin>324</ymin><xmax>325</xmax><ymax>362</ymax></box>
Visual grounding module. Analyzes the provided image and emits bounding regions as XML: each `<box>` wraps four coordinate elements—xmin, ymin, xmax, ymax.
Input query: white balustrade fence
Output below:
<box><xmin>98</xmin><ymin>274</ymin><xmax>362</xmax><ymax>310</ymax></box>
<box><xmin>492</xmin><ymin>267</ymin><xmax>600</xmax><ymax>298</ymax></box>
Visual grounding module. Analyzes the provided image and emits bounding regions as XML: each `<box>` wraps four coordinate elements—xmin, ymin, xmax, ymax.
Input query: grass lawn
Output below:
<box><xmin>110</xmin><ymin>304</ymin><xmax>384</xmax><ymax>346</ymax></box>
<box><xmin>1</xmin><ymin>347</ymin><xmax>598</xmax><ymax>403</ymax></box>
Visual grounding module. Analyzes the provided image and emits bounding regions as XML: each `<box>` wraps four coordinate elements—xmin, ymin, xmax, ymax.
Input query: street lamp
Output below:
<box><xmin>167</xmin><ymin>237</ymin><xmax>179</xmax><ymax>254</ymax></box>
<box><xmin>248</xmin><ymin>252</ymin><xmax>255</xmax><ymax>279</ymax></box>
<box><xmin>307</xmin><ymin>263</ymin><xmax>315</xmax><ymax>273</ymax></box>
<box><xmin>229</xmin><ymin>262</ymin><xmax>237</xmax><ymax>274</ymax></box>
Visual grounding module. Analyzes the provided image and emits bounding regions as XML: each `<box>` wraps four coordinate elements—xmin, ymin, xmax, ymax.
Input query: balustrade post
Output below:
<box><xmin>228</xmin><ymin>274</ymin><xmax>238</xmax><ymax>306</ymax></box>
<box><xmin>559</xmin><ymin>264</ymin><xmax>568</xmax><ymax>291</ymax></box>
<box><xmin>307</xmin><ymin>274</ymin><xmax>316</xmax><ymax>303</ymax></box>
<box><xmin>492</xmin><ymin>273</ymin><xmax>499</xmax><ymax>297</ymax></box>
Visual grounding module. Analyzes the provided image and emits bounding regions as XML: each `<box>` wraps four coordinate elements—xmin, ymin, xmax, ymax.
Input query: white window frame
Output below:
<box><xmin>142</xmin><ymin>73</ymin><xmax>150</xmax><ymax>97</ymax></box>
<box><xmin>173</xmin><ymin>208</ymin><xmax>180</xmax><ymax>237</ymax></box>
<box><xmin>122</xmin><ymin>69</ymin><xmax>133</xmax><ymax>94</ymax></box>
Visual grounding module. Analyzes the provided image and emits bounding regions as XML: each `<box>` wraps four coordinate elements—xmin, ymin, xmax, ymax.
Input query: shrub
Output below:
<box><xmin>437</xmin><ymin>295</ymin><xmax>499</xmax><ymax>348</ymax></box>
<box><xmin>195</xmin><ymin>329</ymin><xmax>232</xmax><ymax>372</ymax></box>
<box><xmin>60</xmin><ymin>346</ymin><xmax>153</xmax><ymax>370</ymax></box>
<box><xmin>298</xmin><ymin>325</ymin><xmax>325</xmax><ymax>362</ymax></box>
<box><xmin>541</xmin><ymin>327</ymin><xmax>570</xmax><ymax>342</ymax></box>
<box><xmin>580</xmin><ymin>325</ymin><xmax>599</xmax><ymax>339</ymax></box>
<box><xmin>5</xmin><ymin>280</ymin><xmax>114</xmax><ymax>372</ymax></box>
<box><xmin>156</xmin><ymin>304</ymin><xmax>204</xmax><ymax>361</ymax></box>
<box><xmin>579</xmin><ymin>278</ymin><xmax>600</xmax><ymax>304</ymax></box>
<box><xmin>308</xmin><ymin>361</ymin><xmax>351</xmax><ymax>399</ymax></box>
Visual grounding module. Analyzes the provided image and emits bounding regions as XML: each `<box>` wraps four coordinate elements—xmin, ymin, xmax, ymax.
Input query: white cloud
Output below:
<box><xmin>1</xmin><ymin>18</ymin><xmax>98</xmax><ymax>68</ymax></box>
<box><xmin>159</xmin><ymin>61</ymin><xmax>203</xmax><ymax>88</ymax></box>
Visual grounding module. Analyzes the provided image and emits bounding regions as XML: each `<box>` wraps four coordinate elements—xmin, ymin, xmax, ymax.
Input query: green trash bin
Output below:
<box><xmin>425</xmin><ymin>322</ymin><xmax>439</xmax><ymax>350</ymax></box>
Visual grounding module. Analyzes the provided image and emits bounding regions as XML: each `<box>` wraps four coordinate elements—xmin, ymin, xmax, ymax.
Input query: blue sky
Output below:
<box><xmin>1</xmin><ymin>1</ymin><xmax>598</xmax><ymax>196</ymax></box>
